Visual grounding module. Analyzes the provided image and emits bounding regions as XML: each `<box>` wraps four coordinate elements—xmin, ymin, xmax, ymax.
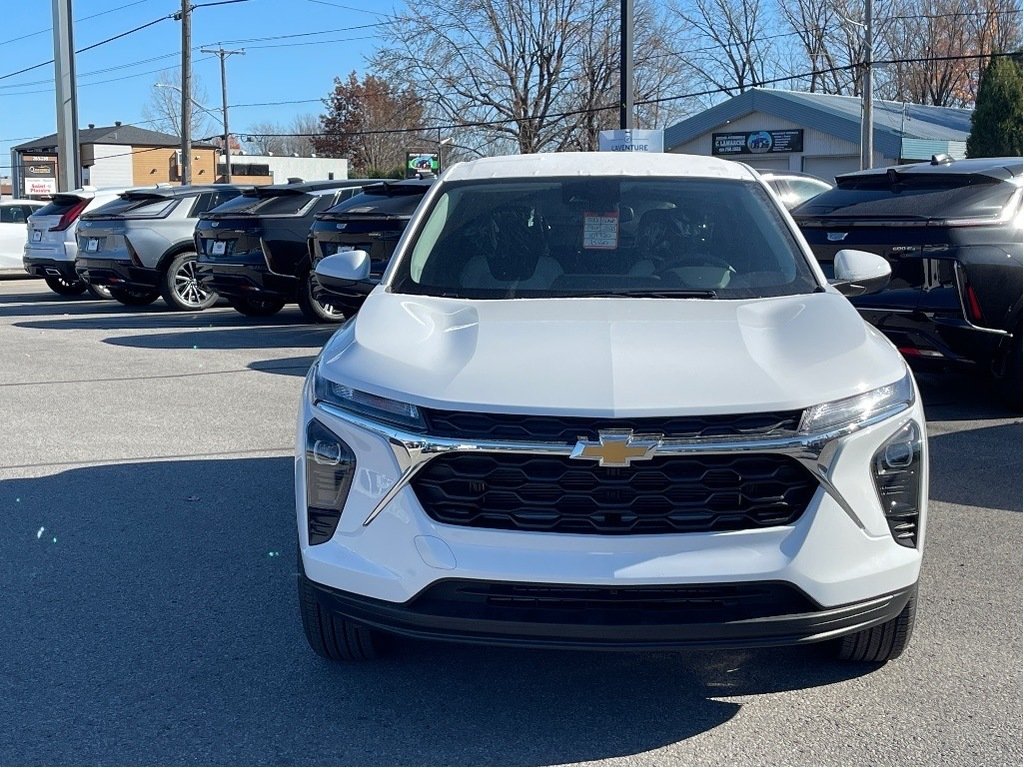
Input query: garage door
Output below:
<box><xmin>744</xmin><ymin>157</ymin><xmax>791</xmax><ymax>172</ymax></box>
<box><xmin>802</xmin><ymin>156</ymin><xmax>860</xmax><ymax>183</ymax></box>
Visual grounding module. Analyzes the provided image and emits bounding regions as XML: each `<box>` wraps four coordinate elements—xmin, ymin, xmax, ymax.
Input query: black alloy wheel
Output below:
<box><xmin>109</xmin><ymin>286</ymin><xmax>160</xmax><ymax>306</ymax></box>
<box><xmin>298</xmin><ymin>271</ymin><xmax>348</xmax><ymax>324</ymax></box>
<box><xmin>44</xmin><ymin>275</ymin><xmax>88</xmax><ymax>296</ymax></box>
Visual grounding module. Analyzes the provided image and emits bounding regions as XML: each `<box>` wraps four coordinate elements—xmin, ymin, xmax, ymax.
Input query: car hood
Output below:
<box><xmin>317</xmin><ymin>290</ymin><xmax>906</xmax><ymax>416</ymax></box>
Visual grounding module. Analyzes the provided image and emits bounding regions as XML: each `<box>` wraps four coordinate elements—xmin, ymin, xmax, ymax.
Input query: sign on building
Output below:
<box><xmin>598</xmin><ymin>129</ymin><xmax>664</xmax><ymax>153</ymax></box>
<box><xmin>711</xmin><ymin>129</ymin><xmax>804</xmax><ymax>155</ymax></box>
<box><xmin>406</xmin><ymin>152</ymin><xmax>439</xmax><ymax>178</ymax></box>
<box><xmin>23</xmin><ymin>158</ymin><xmax>57</xmax><ymax>196</ymax></box>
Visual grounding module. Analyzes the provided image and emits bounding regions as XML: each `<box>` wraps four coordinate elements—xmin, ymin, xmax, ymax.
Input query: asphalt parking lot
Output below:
<box><xmin>0</xmin><ymin>277</ymin><xmax>1020</xmax><ymax>767</ymax></box>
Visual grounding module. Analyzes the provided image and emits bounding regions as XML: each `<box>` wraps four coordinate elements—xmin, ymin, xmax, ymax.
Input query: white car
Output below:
<box><xmin>299</xmin><ymin>152</ymin><xmax>927</xmax><ymax>664</ymax></box>
<box><xmin>23</xmin><ymin>186</ymin><xmax>133</xmax><ymax>298</ymax></box>
<box><xmin>0</xmin><ymin>200</ymin><xmax>43</xmax><ymax>274</ymax></box>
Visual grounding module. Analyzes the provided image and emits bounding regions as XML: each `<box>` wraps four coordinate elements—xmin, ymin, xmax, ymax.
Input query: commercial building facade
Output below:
<box><xmin>664</xmin><ymin>89</ymin><xmax>973</xmax><ymax>182</ymax></box>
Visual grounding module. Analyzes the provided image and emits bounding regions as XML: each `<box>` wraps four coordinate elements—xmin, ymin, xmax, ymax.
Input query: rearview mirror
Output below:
<box><xmin>315</xmin><ymin>250</ymin><xmax>371</xmax><ymax>291</ymax></box>
<box><xmin>831</xmin><ymin>249</ymin><xmax>891</xmax><ymax>297</ymax></box>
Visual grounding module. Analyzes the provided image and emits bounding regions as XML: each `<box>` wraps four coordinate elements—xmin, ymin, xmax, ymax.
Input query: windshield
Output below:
<box><xmin>389</xmin><ymin>177</ymin><xmax>818</xmax><ymax>299</ymax></box>
<box><xmin>206</xmin><ymin>190</ymin><xmax>313</xmax><ymax>217</ymax></box>
<box><xmin>84</xmin><ymin>194</ymin><xmax>177</xmax><ymax>219</ymax></box>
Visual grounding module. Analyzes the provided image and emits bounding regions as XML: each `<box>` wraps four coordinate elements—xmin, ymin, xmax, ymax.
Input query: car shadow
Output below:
<box><xmin>917</xmin><ymin>369</ymin><xmax>1015</xmax><ymax>422</ymax></box>
<box><xmin>928</xmin><ymin>423</ymin><xmax>1023</xmax><ymax>512</ymax></box>
<box><xmin>0</xmin><ymin>457</ymin><xmax>879</xmax><ymax>766</ymax></box>
<box><xmin>249</xmin><ymin>355</ymin><xmax>318</xmax><ymax>377</ymax></box>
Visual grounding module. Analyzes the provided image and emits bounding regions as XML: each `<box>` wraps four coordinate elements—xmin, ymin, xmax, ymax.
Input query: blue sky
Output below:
<box><xmin>0</xmin><ymin>0</ymin><xmax>397</xmax><ymax>173</ymax></box>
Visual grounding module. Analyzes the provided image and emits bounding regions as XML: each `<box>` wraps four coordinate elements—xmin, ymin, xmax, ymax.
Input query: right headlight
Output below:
<box><xmin>799</xmin><ymin>370</ymin><xmax>915</xmax><ymax>434</ymax></box>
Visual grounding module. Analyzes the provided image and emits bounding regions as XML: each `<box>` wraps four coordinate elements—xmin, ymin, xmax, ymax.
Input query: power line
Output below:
<box><xmin>0</xmin><ymin>14</ymin><xmax>175</xmax><ymax>82</ymax></box>
<box><xmin>0</xmin><ymin>0</ymin><xmax>157</xmax><ymax>47</ymax></box>
<box><xmin>236</xmin><ymin>52</ymin><xmax>1018</xmax><ymax>140</ymax></box>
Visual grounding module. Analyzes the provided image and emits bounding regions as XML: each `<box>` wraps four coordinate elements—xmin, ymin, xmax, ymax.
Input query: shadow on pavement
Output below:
<box><xmin>249</xmin><ymin>355</ymin><xmax>318</xmax><ymax>377</ymax></box>
<box><xmin>929</xmin><ymin>422</ymin><xmax>1023</xmax><ymax>512</ymax></box>
<box><xmin>917</xmin><ymin>369</ymin><xmax>1016</xmax><ymax>422</ymax></box>
<box><xmin>0</xmin><ymin>457</ymin><xmax>877</xmax><ymax>766</ymax></box>
<box><xmin>99</xmin><ymin>324</ymin><xmax>337</xmax><ymax>350</ymax></box>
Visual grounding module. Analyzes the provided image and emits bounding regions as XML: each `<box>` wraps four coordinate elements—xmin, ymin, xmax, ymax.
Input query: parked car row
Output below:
<box><xmin>16</xmin><ymin>176</ymin><xmax>436</xmax><ymax>322</ymax></box>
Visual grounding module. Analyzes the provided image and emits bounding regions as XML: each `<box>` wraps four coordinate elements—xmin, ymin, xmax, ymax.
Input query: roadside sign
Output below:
<box><xmin>598</xmin><ymin>129</ymin><xmax>664</xmax><ymax>153</ymax></box>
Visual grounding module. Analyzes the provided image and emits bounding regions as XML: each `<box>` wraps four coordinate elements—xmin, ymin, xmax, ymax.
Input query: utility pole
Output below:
<box><xmin>860</xmin><ymin>0</ymin><xmax>874</xmax><ymax>169</ymax></box>
<box><xmin>619</xmin><ymin>0</ymin><xmax>634</xmax><ymax>129</ymax></box>
<box><xmin>52</xmin><ymin>0</ymin><xmax>82</xmax><ymax>191</ymax></box>
<box><xmin>201</xmin><ymin>46</ymin><xmax>244</xmax><ymax>183</ymax></box>
<box><xmin>178</xmin><ymin>0</ymin><xmax>192</xmax><ymax>185</ymax></box>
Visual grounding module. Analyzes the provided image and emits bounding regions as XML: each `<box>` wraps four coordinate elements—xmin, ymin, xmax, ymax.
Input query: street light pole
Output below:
<box><xmin>860</xmin><ymin>0</ymin><xmax>874</xmax><ymax>170</ymax></box>
<box><xmin>619</xmin><ymin>0</ymin><xmax>634</xmax><ymax>129</ymax></box>
<box><xmin>179</xmin><ymin>0</ymin><xmax>192</xmax><ymax>185</ymax></box>
<box><xmin>201</xmin><ymin>47</ymin><xmax>244</xmax><ymax>183</ymax></box>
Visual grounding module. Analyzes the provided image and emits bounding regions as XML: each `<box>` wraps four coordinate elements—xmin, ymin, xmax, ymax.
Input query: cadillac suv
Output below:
<box><xmin>793</xmin><ymin>156</ymin><xmax>1022</xmax><ymax>410</ymax></box>
<box><xmin>75</xmin><ymin>185</ymin><xmax>244</xmax><ymax>310</ymax></box>
<box><xmin>194</xmin><ymin>180</ymin><xmax>368</xmax><ymax>320</ymax></box>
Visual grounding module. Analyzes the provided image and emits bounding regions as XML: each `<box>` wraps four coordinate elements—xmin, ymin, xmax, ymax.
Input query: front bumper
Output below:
<box><xmin>75</xmin><ymin>256</ymin><xmax>159</xmax><ymax>289</ymax></box>
<box><xmin>302</xmin><ymin>574</ymin><xmax>917</xmax><ymax>650</ymax></box>
<box><xmin>195</xmin><ymin>261</ymin><xmax>297</xmax><ymax>301</ymax></box>
<box><xmin>296</xmin><ymin>374</ymin><xmax>928</xmax><ymax>649</ymax></box>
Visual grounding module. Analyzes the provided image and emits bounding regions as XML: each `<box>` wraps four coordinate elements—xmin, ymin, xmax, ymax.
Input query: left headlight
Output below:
<box><xmin>312</xmin><ymin>363</ymin><xmax>426</xmax><ymax>431</ymax></box>
<box><xmin>799</xmin><ymin>370</ymin><xmax>915</xmax><ymax>434</ymax></box>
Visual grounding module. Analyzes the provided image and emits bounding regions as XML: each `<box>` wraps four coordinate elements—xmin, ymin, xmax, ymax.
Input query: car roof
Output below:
<box><xmin>443</xmin><ymin>152</ymin><xmax>756</xmax><ymax>182</ymax></box>
<box><xmin>1</xmin><ymin>199</ymin><xmax>44</xmax><ymax>205</ymax></box>
<box><xmin>249</xmin><ymin>179</ymin><xmax>375</xmax><ymax>194</ymax></box>
<box><xmin>756</xmin><ymin>170</ymin><xmax>831</xmax><ymax>183</ymax></box>
<box><xmin>120</xmin><ymin>184</ymin><xmax>248</xmax><ymax>199</ymax></box>
<box><xmin>838</xmin><ymin>157</ymin><xmax>1023</xmax><ymax>183</ymax></box>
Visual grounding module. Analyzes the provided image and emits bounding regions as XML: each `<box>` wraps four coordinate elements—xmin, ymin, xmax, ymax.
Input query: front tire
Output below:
<box><xmin>229</xmin><ymin>296</ymin><xmax>286</xmax><ymax>317</ymax></box>
<box><xmin>44</xmin><ymin>274</ymin><xmax>87</xmax><ymax>296</ymax></box>
<box><xmin>297</xmin><ymin>551</ymin><xmax>383</xmax><ymax>661</ymax></box>
<box><xmin>297</xmin><ymin>271</ymin><xmax>347</xmax><ymax>323</ymax></box>
<box><xmin>109</xmin><ymin>286</ymin><xmax>160</xmax><ymax>306</ymax></box>
<box><xmin>837</xmin><ymin>587</ymin><xmax>917</xmax><ymax>663</ymax></box>
<box><xmin>161</xmin><ymin>251</ymin><xmax>218</xmax><ymax>311</ymax></box>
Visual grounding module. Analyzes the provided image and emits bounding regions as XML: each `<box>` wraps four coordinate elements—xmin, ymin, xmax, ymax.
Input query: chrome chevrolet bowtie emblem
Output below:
<box><xmin>570</xmin><ymin>429</ymin><xmax>662</xmax><ymax>467</ymax></box>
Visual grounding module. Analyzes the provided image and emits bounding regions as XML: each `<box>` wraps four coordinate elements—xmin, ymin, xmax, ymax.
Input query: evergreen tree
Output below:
<box><xmin>966</xmin><ymin>55</ymin><xmax>1023</xmax><ymax>158</ymax></box>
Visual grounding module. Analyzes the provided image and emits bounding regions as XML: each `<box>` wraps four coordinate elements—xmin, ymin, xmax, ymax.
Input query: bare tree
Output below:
<box><xmin>243</xmin><ymin>121</ymin><xmax>285</xmax><ymax>155</ymax></box>
<box><xmin>142</xmin><ymin>69</ymin><xmax>213</xmax><ymax>140</ymax></box>
<box><xmin>670</xmin><ymin>0</ymin><xmax>777</xmax><ymax>98</ymax></box>
<box><xmin>281</xmin><ymin>114</ymin><xmax>321</xmax><ymax>156</ymax></box>
<box><xmin>373</xmin><ymin>0</ymin><xmax>691</xmax><ymax>155</ymax></box>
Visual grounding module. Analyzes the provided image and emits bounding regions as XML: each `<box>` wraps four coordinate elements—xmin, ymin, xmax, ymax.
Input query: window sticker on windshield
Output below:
<box><xmin>583</xmin><ymin>211</ymin><xmax>619</xmax><ymax>250</ymax></box>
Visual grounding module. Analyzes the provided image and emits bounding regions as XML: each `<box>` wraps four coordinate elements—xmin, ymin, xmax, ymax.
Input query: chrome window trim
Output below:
<box><xmin>314</xmin><ymin>400</ymin><xmax>916</xmax><ymax>530</ymax></box>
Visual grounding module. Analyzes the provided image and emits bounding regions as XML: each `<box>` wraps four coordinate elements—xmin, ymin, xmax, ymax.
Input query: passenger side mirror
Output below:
<box><xmin>315</xmin><ymin>250</ymin><xmax>371</xmax><ymax>290</ymax></box>
<box><xmin>831</xmin><ymin>249</ymin><xmax>891</xmax><ymax>297</ymax></box>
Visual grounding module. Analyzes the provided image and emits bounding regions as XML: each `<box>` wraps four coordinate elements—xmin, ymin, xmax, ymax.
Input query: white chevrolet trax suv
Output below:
<box><xmin>298</xmin><ymin>152</ymin><xmax>928</xmax><ymax>664</ymax></box>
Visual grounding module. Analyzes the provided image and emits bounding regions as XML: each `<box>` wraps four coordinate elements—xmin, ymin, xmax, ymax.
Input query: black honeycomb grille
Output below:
<box><xmin>412</xmin><ymin>453</ymin><xmax>817</xmax><ymax>535</ymax></box>
<box><xmin>422</xmin><ymin>409</ymin><xmax>801</xmax><ymax>444</ymax></box>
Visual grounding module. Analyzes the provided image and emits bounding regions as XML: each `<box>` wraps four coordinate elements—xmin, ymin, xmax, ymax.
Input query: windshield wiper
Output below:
<box><xmin>586</xmin><ymin>289</ymin><xmax>719</xmax><ymax>298</ymax></box>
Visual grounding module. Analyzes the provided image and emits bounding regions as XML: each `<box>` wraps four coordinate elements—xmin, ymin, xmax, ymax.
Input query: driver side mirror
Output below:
<box><xmin>830</xmin><ymin>249</ymin><xmax>891</xmax><ymax>297</ymax></box>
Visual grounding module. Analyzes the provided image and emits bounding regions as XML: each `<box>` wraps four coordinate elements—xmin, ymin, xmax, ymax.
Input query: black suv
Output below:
<box><xmin>793</xmin><ymin>156</ymin><xmax>1022</xmax><ymax>409</ymax></box>
<box><xmin>307</xmin><ymin>177</ymin><xmax>434</xmax><ymax>316</ymax></box>
<box><xmin>194</xmin><ymin>180</ymin><xmax>368</xmax><ymax>319</ymax></box>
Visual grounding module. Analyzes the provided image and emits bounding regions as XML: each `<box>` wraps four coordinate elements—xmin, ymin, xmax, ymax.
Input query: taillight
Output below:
<box><xmin>49</xmin><ymin>199</ymin><xmax>89</xmax><ymax>231</ymax></box>
<box><xmin>965</xmin><ymin>284</ymin><xmax>985</xmax><ymax>324</ymax></box>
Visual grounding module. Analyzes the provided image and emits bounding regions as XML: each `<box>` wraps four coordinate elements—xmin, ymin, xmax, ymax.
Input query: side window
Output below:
<box><xmin>0</xmin><ymin>207</ymin><xmax>13</xmax><ymax>223</ymax></box>
<box><xmin>188</xmin><ymin>193</ymin><xmax>214</xmax><ymax>217</ymax></box>
<box><xmin>788</xmin><ymin>179</ymin><xmax>829</xmax><ymax>205</ymax></box>
<box><xmin>21</xmin><ymin>206</ymin><xmax>39</xmax><ymax>220</ymax></box>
